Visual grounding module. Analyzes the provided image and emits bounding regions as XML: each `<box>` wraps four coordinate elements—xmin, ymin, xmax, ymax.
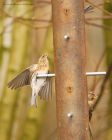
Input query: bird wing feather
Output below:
<box><xmin>8</xmin><ymin>64</ymin><xmax>38</xmax><ymax>89</ymax></box>
<box><xmin>38</xmin><ymin>77</ymin><xmax>52</xmax><ymax>101</ymax></box>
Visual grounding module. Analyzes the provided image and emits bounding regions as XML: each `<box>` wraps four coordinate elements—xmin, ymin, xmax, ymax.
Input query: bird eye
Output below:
<box><xmin>44</xmin><ymin>54</ymin><xmax>48</xmax><ymax>57</ymax></box>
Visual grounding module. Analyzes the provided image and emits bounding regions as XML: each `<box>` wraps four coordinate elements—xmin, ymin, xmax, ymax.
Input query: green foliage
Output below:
<box><xmin>104</xmin><ymin>2</ymin><xmax>112</xmax><ymax>140</ymax></box>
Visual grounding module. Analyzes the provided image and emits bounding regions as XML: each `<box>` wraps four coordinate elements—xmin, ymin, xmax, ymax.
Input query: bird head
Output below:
<box><xmin>38</xmin><ymin>54</ymin><xmax>49</xmax><ymax>71</ymax></box>
<box><xmin>38</xmin><ymin>53</ymin><xmax>48</xmax><ymax>62</ymax></box>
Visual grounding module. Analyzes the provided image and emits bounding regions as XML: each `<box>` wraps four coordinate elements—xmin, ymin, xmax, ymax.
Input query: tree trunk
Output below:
<box><xmin>52</xmin><ymin>0</ymin><xmax>88</xmax><ymax>140</ymax></box>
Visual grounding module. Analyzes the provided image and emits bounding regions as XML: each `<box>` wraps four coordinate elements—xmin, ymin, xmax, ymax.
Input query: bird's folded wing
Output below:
<box><xmin>38</xmin><ymin>77</ymin><xmax>52</xmax><ymax>101</ymax></box>
<box><xmin>8</xmin><ymin>69</ymin><xmax>31</xmax><ymax>89</ymax></box>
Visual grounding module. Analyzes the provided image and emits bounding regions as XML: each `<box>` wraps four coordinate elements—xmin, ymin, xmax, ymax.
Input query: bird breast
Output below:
<box><xmin>31</xmin><ymin>71</ymin><xmax>46</xmax><ymax>92</ymax></box>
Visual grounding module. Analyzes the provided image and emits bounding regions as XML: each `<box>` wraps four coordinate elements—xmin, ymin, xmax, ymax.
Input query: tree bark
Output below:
<box><xmin>52</xmin><ymin>0</ymin><xmax>88</xmax><ymax>140</ymax></box>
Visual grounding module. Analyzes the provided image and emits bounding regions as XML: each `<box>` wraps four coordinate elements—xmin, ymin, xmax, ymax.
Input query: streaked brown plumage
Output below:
<box><xmin>88</xmin><ymin>92</ymin><xmax>97</xmax><ymax>108</ymax></box>
<box><xmin>8</xmin><ymin>54</ymin><xmax>52</xmax><ymax>107</ymax></box>
<box><xmin>88</xmin><ymin>92</ymin><xmax>97</xmax><ymax>139</ymax></box>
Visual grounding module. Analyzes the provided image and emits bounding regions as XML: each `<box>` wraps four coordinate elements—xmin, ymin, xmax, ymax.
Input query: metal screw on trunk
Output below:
<box><xmin>64</xmin><ymin>35</ymin><xmax>70</xmax><ymax>40</ymax></box>
<box><xmin>67</xmin><ymin>112</ymin><xmax>73</xmax><ymax>118</ymax></box>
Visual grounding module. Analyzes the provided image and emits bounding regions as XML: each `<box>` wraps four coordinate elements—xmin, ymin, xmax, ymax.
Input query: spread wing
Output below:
<box><xmin>8</xmin><ymin>64</ymin><xmax>38</xmax><ymax>89</ymax></box>
<box><xmin>38</xmin><ymin>77</ymin><xmax>52</xmax><ymax>101</ymax></box>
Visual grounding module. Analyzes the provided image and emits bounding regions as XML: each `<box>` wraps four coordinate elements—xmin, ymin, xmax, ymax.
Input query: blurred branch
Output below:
<box><xmin>88</xmin><ymin>47</ymin><xmax>111</xmax><ymax>121</ymax></box>
<box><xmin>91</xmin><ymin>49</ymin><xmax>105</xmax><ymax>92</ymax></box>
<box><xmin>0</xmin><ymin>22</ymin><xmax>47</xmax><ymax>35</ymax></box>
<box><xmin>18</xmin><ymin>17</ymin><xmax>51</xmax><ymax>22</ymax></box>
<box><xmin>0</xmin><ymin>1</ymin><xmax>5</xmax><ymax>16</ymax></box>
<box><xmin>0</xmin><ymin>19</ymin><xmax>13</xmax><ymax>35</ymax></box>
<box><xmin>17</xmin><ymin>19</ymin><xmax>51</xmax><ymax>29</ymax></box>
<box><xmin>0</xmin><ymin>7</ymin><xmax>51</xmax><ymax>30</ymax></box>
<box><xmin>2</xmin><ymin>1</ymin><xmax>51</xmax><ymax>5</ymax></box>
<box><xmin>34</xmin><ymin>1</ymin><xmax>51</xmax><ymax>4</ymax></box>
<box><xmin>86</xmin><ymin>16</ymin><xmax>112</xmax><ymax>20</ymax></box>
<box><xmin>89</xmin><ymin>64</ymin><xmax>112</xmax><ymax>114</ymax></box>
<box><xmin>85</xmin><ymin>21</ymin><xmax>112</xmax><ymax>30</ymax></box>
<box><xmin>0</xmin><ymin>0</ymin><xmax>52</xmax><ymax>29</ymax></box>
<box><xmin>86</xmin><ymin>0</ymin><xmax>112</xmax><ymax>16</ymax></box>
<box><xmin>14</xmin><ymin>1</ymin><xmax>51</xmax><ymax>16</ymax></box>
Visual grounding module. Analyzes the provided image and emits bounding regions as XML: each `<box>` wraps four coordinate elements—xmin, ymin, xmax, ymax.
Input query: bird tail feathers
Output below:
<box><xmin>31</xmin><ymin>93</ymin><xmax>37</xmax><ymax>107</ymax></box>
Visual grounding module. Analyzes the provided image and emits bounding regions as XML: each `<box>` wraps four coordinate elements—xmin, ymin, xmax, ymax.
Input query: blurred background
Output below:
<box><xmin>0</xmin><ymin>0</ymin><xmax>112</xmax><ymax>140</ymax></box>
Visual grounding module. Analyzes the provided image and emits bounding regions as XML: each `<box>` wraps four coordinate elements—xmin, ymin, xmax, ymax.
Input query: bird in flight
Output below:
<box><xmin>8</xmin><ymin>54</ymin><xmax>52</xmax><ymax>107</ymax></box>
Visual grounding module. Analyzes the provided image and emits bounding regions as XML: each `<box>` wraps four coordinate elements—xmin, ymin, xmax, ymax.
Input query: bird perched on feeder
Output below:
<box><xmin>88</xmin><ymin>92</ymin><xmax>97</xmax><ymax>110</ymax></box>
<box><xmin>8</xmin><ymin>54</ymin><xmax>52</xmax><ymax>107</ymax></box>
<box><xmin>88</xmin><ymin>92</ymin><xmax>97</xmax><ymax>139</ymax></box>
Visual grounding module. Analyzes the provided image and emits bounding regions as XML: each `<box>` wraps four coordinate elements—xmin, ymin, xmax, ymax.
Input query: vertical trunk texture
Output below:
<box><xmin>52</xmin><ymin>0</ymin><xmax>88</xmax><ymax>140</ymax></box>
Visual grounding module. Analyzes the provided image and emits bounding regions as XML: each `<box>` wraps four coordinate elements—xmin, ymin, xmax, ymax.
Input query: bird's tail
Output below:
<box><xmin>31</xmin><ymin>92</ymin><xmax>37</xmax><ymax>107</ymax></box>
